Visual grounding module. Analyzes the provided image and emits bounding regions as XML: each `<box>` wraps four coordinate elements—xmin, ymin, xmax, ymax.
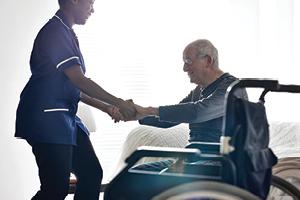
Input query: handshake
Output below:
<box><xmin>107</xmin><ymin>99</ymin><xmax>158</xmax><ymax>123</ymax></box>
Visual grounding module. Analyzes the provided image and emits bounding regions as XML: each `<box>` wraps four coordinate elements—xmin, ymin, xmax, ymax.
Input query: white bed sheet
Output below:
<box><xmin>269</xmin><ymin>121</ymin><xmax>300</xmax><ymax>159</ymax></box>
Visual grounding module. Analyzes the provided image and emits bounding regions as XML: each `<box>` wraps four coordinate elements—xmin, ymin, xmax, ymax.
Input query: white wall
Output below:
<box><xmin>0</xmin><ymin>1</ymin><xmax>58</xmax><ymax>199</ymax></box>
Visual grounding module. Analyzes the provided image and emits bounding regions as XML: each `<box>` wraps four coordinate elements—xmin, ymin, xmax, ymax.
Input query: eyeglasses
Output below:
<box><xmin>183</xmin><ymin>54</ymin><xmax>207</xmax><ymax>65</ymax></box>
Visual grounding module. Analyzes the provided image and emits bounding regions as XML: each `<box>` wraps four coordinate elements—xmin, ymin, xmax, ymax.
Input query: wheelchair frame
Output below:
<box><xmin>101</xmin><ymin>79</ymin><xmax>300</xmax><ymax>200</ymax></box>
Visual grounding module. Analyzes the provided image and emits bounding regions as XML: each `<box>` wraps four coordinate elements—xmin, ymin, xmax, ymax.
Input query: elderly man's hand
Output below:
<box><xmin>133</xmin><ymin>103</ymin><xmax>150</xmax><ymax>120</ymax></box>
<box><xmin>123</xmin><ymin>100</ymin><xmax>159</xmax><ymax>121</ymax></box>
<box><xmin>117</xmin><ymin>99</ymin><xmax>137</xmax><ymax>121</ymax></box>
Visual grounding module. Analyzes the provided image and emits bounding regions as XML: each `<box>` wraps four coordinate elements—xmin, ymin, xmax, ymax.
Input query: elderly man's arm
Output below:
<box><xmin>133</xmin><ymin>87</ymin><xmax>199</xmax><ymax>127</ymax></box>
<box><xmin>157</xmin><ymin>87</ymin><xmax>247</xmax><ymax>124</ymax></box>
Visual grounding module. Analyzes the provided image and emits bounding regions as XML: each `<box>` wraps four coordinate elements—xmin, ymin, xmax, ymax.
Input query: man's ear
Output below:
<box><xmin>206</xmin><ymin>55</ymin><xmax>214</xmax><ymax>66</ymax></box>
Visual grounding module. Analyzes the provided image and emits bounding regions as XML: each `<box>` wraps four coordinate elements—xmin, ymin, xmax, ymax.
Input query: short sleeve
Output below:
<box><xmin>42</xmin><ymin>24</ymin><xmax>82</xmax><ymax>71</ymax></box>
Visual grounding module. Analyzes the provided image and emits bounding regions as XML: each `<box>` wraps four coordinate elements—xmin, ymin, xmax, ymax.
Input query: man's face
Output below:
<box><xmin>183</xmin><ymin>47</ymin><xmax>208</xmax><ymax>86</ymax></box>
<box><xmin>73</xmin><ymin>0</ymin><xmax>95</xmax><ymax>25</ymax></box>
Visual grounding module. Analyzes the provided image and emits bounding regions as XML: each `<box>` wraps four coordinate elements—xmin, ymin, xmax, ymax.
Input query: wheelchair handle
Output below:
<box><xmin>276</xmin><ymin>84</ymin><xmax>300</xmax><ymax>93</ymax></box>
<box><xmin>223</xmin><ymin>79</ymin><xmax>279</xmax><ymax>138</ymax></box>
<box><xmin>226</xmin><ymin>79</ymin><xmax>279</xmax><ymax>103</ymax></box>
<box><xmin>224</xmin><ymin>79</ymin><xmax>300</xmax><ymax>137</ymax></box>
<box><xmin>125</xmin><ymin>146</ymin><xmax>201</xmax><ymax>166</ymax></box>
<box><xmin>227</xmin><ymin>79</ymin><xmax>300</xmax><ymax>97</ymax></box>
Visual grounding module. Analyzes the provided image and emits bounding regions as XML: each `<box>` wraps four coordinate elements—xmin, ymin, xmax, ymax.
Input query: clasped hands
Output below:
<box><xmin>107</xmin><ymin>99</ymin><xmax>156</xmax><ymax>122</ymax></box>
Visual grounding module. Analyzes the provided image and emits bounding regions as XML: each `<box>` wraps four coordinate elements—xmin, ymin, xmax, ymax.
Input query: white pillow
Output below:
<box><xmin>111</xmin><ymin>124</ymin><xmax>189</xmax><ymax>177</ymax></box>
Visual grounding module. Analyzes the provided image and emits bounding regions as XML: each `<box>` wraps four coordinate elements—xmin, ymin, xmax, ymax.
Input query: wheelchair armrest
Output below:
<box><xmin>185</xmin><ymin>142</ymin><xmax>220</xmax><ymax>154</ymax></box>
<box><xmin>125</xmin><ymin>146</ymin><xmax>201</xmax><ymax>166</ymax></box>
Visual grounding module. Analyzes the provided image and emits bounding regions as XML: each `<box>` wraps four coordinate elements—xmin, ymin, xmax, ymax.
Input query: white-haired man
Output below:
<box><xmin>125</xmin><ymin>39</ymin><xmax>248</xmax><ymax>171</ymax></box>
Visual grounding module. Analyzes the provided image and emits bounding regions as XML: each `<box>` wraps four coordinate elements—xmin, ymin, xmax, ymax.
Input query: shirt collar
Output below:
<box><xmin>54</xmin><ymin>10</ymin><xmax>72</xmax><ymax>30</ymax></box>
<box><xmin>202</xmin><ymin>73</ymin><xmax>230</xmax><ymax>97</ymax></box>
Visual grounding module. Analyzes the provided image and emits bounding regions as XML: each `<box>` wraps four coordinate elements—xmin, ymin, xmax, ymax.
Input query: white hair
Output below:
<box><xmin>187</xmin><ymin>39</ymin><xmax>219</xmax><ymax>67</ymax></box>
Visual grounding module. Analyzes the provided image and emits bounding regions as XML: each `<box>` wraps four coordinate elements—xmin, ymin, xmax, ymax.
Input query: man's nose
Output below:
<box><xmin>90</xmin><ymin>5</ymin><xmax>95</xmax><ymax>13</ymax></box>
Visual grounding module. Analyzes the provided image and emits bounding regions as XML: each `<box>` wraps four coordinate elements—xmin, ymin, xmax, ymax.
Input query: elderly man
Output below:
<box><xmin>122</xmin><ymin>39</ymin><xmax>248</xmax><ymax>172</ymax></box>
<box><xmin>15</xmin><ymin>0</ymin><xmax>135</xmax><ymax>199</ymax></box>
<box><xmin>134</xmin><ymin>39</ymin><xmax>247</xmax><ymax>142</ymax></box>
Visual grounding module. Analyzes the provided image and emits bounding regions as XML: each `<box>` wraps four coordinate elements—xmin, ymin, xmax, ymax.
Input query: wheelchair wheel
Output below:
<box><xmin>268</xmin><ymin>175</ymin><xmax>300</xmax><ymax>200</ymax></box>
<box><xmin>151</xmin><ymin>181</ymin><xmax>261</xmax><ymax>200</ymax></box>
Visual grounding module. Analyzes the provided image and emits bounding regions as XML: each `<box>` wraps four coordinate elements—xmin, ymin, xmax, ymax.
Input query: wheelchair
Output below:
<box><xmin>104</xmin><ymin>79</ymin><xmax>300</xmax><ymax>200</ymax></box>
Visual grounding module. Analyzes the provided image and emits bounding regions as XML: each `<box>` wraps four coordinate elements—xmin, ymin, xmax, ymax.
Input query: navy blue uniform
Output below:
<box><xmin>15</xmin><ymin>10</ymin><xmax>102</xmax><ymax>200</ymax></box>
<box><xmin>15</xmin><ymin>11</ymin><xmax>88</xmax><ymax>145</ymax></box>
